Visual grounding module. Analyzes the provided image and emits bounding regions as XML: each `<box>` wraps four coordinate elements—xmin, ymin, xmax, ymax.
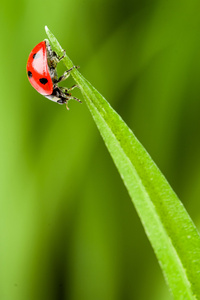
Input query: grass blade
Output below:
<box><xmin>45</xmin><ymin>26</ymin><xmax>200</xmax><ymax>299</ymax></box>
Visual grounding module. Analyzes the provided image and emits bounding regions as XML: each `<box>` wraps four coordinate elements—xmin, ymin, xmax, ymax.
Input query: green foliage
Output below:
<box><xmin>46</xmin><ymin>26</ymin><xmax>200</xmax><ymax>299</ymax></box>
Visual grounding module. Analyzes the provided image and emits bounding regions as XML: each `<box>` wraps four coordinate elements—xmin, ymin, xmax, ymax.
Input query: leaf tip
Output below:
<box><xmin>45</xmin><ymin>25</ymin><xmax>49</xmax><ymax>34</ymax></box>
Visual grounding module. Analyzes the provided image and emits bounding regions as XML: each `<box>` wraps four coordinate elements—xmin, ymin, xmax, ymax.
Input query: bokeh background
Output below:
<box><xmin>1</xmin><ymin>0</ymin><xmax>200</xmax><ymax>299</ymax></box>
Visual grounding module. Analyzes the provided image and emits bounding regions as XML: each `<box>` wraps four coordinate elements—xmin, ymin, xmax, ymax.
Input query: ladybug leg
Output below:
<box><xmin>64</xmin><ymin>96</ymin><xmax>82</xmax><ymax>110</ymax></box>
<box><xmin>65</xmin><ymin>95</ymin><xmax>82</xmax><ymax>103</ymax></box>
<box><xmin>48</xmin><ymin>50</ymin><xmax>66</xmax><ymax>69</ymax></box>
<box><xmin>67</xmin><ymin>84</ymin><xmax>80</xmax><ymax>92</ymax></box>
<box><xmin>52</xmin><ymin>50</ymin><xmax>66</xmax><ymax>62</ymax></box>
<box><xmin>55</xmin><ymin>66</ymin><xmax>80</xmax><ymax>83</ymax></box>
<box><xmin>68</xmin><ymin>96</ymin><xmax>82</xmax><ymax>103</ymax></box>
<box><xmin>61</xmin><ymin>87</ymin><xmax>82</xmax><ymax>103</ymax></box>
<box><xmin>58</xmin><ymin>50</ymin><xmax>66</xmax><ymax>61</ymax></box>
<box><xmin>57</xmin><ymin>87</ymin><xmax>82</xmax><ymax>109</ymax></box>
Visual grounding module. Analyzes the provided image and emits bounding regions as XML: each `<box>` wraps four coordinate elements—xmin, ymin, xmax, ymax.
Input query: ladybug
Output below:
<box><xmin>27</xmin><ymin>39</ymin><xmax>81</xmax><ymax>109</ymax></box>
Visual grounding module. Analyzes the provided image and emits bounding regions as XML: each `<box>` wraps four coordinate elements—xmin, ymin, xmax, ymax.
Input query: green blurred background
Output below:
<box><xmin>1</xmin><ymin>0</ymin><xmax>200</xmax><ymax>299</ymax></box>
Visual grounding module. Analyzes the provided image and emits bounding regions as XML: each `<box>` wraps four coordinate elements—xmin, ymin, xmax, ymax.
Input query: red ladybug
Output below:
<box><xmin>27</xmin><ymin>39</ymin><xmax>81</xmax><ymax>109</ymax></box>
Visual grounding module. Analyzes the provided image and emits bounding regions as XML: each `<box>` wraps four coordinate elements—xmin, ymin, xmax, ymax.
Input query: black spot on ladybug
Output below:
<box><xmin>33</xmin><ymin>52</ymin><xmax>40</xmax><ymax>59</ymax></box>
<box><xmin>28</xmin><ymin>71</ymin><xmax>32</xmax><ymax>78</ymax></box>
<box><xmin>39</xmin><ymin>78</ymin><xmax>48</xmax><ymax>85</ymax></box>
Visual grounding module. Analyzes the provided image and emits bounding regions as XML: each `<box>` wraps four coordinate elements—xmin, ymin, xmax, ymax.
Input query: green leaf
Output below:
<box><xmin>45</xmin><ymin>26</ymin><xmax>200</xmax><ymax>299</ymax></box>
